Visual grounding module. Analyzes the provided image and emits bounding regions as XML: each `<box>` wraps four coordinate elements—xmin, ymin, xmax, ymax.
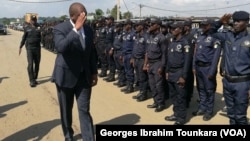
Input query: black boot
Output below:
<box><xmin>132</xmin><ymin>91</ymin><xmax>142</xmax><ymax>99</ymax></box>
<box><xmin>136</xmin><ymin>91</ymin><xmax>147</xmax><ymax>102</ymax></box>
<box><xmin>106</xmin><ymin>74</ymin><xmax>115</xmax><ymax>82</ymax></box>
<box><xmin>121</xmin><ymin>82</ymin><xmax>129</xmax><ymax>92</ymax></box>
<box><xmin>113</xmin><ymin>81</ymin><xmax>120</xmax><ymax>86</ymax></box>
<box><xmin>98</xmin><ymin>71</ymin><xmax>107</xmax><ymax>77</ymax></box>
<box><xmin>124</xmin><ymin>83</ymin><xmax>134</xmax><ymax>94</ymax></box>
<box><xmin>103</xmin><ymin>72</ymin><xmax>112</xmax><ymax>81</ymax></box>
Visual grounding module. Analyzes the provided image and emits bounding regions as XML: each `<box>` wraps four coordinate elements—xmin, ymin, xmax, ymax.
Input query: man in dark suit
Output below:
<box><xmin>51</xmin><ymin>2</ymin><xmax>98</xmax><ymax>141</ymax></box>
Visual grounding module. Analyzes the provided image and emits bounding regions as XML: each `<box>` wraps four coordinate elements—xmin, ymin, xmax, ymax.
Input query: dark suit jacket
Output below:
<box><xmin>52</xmin><ymin>20</ymin><xmax>98</xmax><ymax>88</ymax></box>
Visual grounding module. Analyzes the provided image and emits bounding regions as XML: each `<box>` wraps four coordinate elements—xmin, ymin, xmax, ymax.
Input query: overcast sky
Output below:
<box><xmin>1</xmin><ymin>0</ymin><xmax>250</xmax><ymax>18</ymax></box>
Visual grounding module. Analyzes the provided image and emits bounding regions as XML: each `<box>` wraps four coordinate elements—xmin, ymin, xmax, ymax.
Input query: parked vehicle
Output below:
<box><xmin>0</xmin><ymin>24</ymin><xmax>7</xmax><ymax>35</ymax></box>
<box><xmin>16</xmin><ymin>24</ymin><xmax>24</xmax><ymax>31</ymax></box>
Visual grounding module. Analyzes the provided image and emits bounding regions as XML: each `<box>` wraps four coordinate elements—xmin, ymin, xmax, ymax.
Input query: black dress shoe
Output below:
<box><xmin>103</xmin><ymin>76</ymin><xmax>110</xmax><ymax>81</ymax></box>
<box><xmin>65</xmin><ymin>138</ymin><xmax>74</xmax><ymax>141</ymax></box>
<box><xmin>98</xmin><ymin>73</ymin><xmax>107</xmax><ymax>77</ymax></box>
<box><xmin>165</xmin><ymin>115</ymin><xmax>177</xmax><ymax>121</ymax></box>
<box><xmin>132</xmin><ymin>94</ymin><xmax>139</xmax><ymax>99</ymax></box>
<box><xmin>117</xmin><ymin>82</ymin><xmax>126</xmax><ymax>87</ymax></box>
<box><xmin>106</xmin><ymin>77</ymin><xmax>115</xmax><ymax>82</ymax></box>
<box><xmin>174</xmin><ymin>121</ymin><xmax>185</xmax><ymax>125</ymax></box>
<box><xmin>221</xmin><ymin>106</ymin><xmax>227</xmax><ymax>113</ymax></box>
<box><xmin>136</xmin><ymin>95</ymin><xmax>147</xmax><ymax>102</ymax></box>
<box><xmin>155</xmin><ymin>105</ymin><xmax>165</xmax><ymax>112</ymax></box>
<box><xmin>147</xmin><ymin>103</ymin><xmax>158</xmax><ymax>108</ymax></box>
<box><xmin>192</xmin><ymin>110</ymin><xmax>205</xmax><ymax>116</ymax></box>
<box><xmin>203</xmin><ymin>114</ymin><xmax>213</xmax><ymax>121</ymax></box>
<box><xmin>113</xmin><ymin>82</ymin><xmax>120</xmax><ymax>86</ymax></box>
<box><xmin>30</xmin><ymin>82</ymin><xmax>36</xmax><ymax>87</ymax></box>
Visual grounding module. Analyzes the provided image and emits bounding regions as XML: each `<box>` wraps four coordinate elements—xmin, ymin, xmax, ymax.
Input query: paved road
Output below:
<box><xmin>0</xmin><ymin>29</ymin><xmax>249</xmax><ymax>141</ymax></box>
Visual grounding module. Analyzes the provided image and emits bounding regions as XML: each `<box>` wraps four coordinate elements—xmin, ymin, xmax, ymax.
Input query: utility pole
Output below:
<box><xmin>132</xmin><ymin>2</ymin><xmax>143</xmax><ymax>20</ymax></box>
<box><xmin>117</xmin><ymin>0</ymin><xmax>120</xmax><ymax>21</ymax></box>
<box><xmin>139</xmin><ymin>4</ymin><xmax>143</xmax><ymax>20</ymax></box>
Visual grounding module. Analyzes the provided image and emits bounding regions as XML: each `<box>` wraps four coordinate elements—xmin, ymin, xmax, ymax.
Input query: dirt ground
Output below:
<box><xmin>0</xmin><ymin>29</ymin><xmax>249</xmax><ymax>141</ymax></box>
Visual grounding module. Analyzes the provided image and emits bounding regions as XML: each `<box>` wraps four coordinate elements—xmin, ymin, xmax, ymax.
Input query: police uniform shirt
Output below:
<box><xmin>122</xmin><ymin>30</ymin><xmax>136</xmax><ymax>55</ymax></box>
<box><xmin>167</xmin><ymin>36</ymin><xmax>191</xmax><ymax>80</ymax></box>
<box><xmin>113</xmin><ymin>30</ymin><xmax>123</xmax><ymax>51</ymax></box>
<box><xmin>106</xmin><ymin>25</ymin><xmax>115</xmax><ymax>45</ymax></box>
<box><xmin>146</xmin><ymin>32</ymin><xmax>167</xmax><ymax>66</ymax></box>
<box><xmin>96</xmin><ymin>26</ymin><xmax>106</xmax><ymax>44</ymax></box>
<box><xmin>217</xmin><ymin>30</ymin><xmax>250</xmax><ymax>76</ymax></box>
<box><xmin>20</xmin><ymin>23</ymin><xmax>41</xmax><ymax>49</ymax></box>
<box><xmin>194</xmin><ymin>33</ymin><xmax>221</xmax><ymax>76</ymax></box>
<box><xmin>132</xmin><ymin>32</ymin><xmax>148</xmax><ymax>59</ymax></box>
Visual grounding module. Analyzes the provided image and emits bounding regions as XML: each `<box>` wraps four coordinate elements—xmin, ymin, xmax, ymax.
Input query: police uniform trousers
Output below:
<box><xmin>106</xmin><ymin>43</ymin><xmax>116</xmax><ymax>75</ymax></box>
<box><xmin>55</xmin><ymin>72</ymin><xmax>95</xmax><ymax>141</ymax></box>
<box><xmin>148</xmin><ymin>61</ymin><xmax>165</xmax><ymax>106</ymax></box>
<box><xmin>195</xmin><ymin>65</ymin><xmax>216</xmax><ymax>115</ymax></box>
<box><xmin>168</xmin><ymin>69</ymin><xmax>187</xmax><ymax>123</ymax></box>
<box><xmin>123</xmin><ymin>54</ymin><xmax>134</xmax><ymax>84</ymax></box>
<box><xmin>134</xmin><ymin>58</ymin><xmax>148</xmax><ymax>92</ymax></box>
<box><xmin>222</xmin><ymin>77</ymin><xmax>250</xmax><ymax>125</ymax></box>
<box><xmin>26</xmin><ymin>48</ymin><xmax>41</xmax><ymax>83</ymax></box>
<box><xmin>96</xmin><ymin>43</ymin><xmax>108</xmax><ymax>74</ymax></box>
<box><xmin>114</xmin><ymin>50</ymin><xmax>126</xmax><ymax>83</ymax></box>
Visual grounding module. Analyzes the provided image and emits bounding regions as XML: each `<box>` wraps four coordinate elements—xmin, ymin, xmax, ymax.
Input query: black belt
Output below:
<box><xmin>134</xmin><ymin>57</ymin><xmax>144</xmax><ymax>60</ymax></box>
<box><xmin>225</xmin><ymin>74</ymin><xmax>250</xmax><ymax>83</ymax></box>
<box><xmin>196</xmin><ymin>61</ymin><xmax>211</xmax><ymax>67</ymax></box>
<box><xmin>168</xmin><ymin>67</ymin><xmax>182</xmax><ymax>73</ymax></box>
<box><xmin>148</xmin><ymin>58</ymin><xmax>161</xmax><ymax>63</ymax></box>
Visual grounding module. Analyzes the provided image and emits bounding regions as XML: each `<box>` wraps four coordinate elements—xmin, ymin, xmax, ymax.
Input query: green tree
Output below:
<box><xmin>123</xmin><ymin>11</ymin><xmax>133</xmax><ymax>19</ymax></box>
<box><xmin>60</xmin><ymin>15</ymin><xmax>68</xmax><ymax>21</ymax></box>
<box><xmin>110</xmin><ymin>5</ymin><xmax>122</xmax><ymax>20</ymax></box>
<box><xmin>95</xmin><ymin>9</ymin><xmax>104</xmax><ymax>19</ymax></box>
<box><xmin>1</xmin><ymin>17</ymin><xmax>10</xmax><ymax>25</ymax></box>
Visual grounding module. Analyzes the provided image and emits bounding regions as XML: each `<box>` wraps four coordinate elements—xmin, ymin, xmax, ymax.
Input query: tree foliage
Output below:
<box><xmin>95</xmin><ymin>9</ymin><xmax>104</xmax><ymax>19</ymax></box>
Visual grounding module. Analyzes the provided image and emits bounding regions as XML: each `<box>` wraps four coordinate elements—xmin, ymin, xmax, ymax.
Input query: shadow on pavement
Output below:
<box><xmin>36</xmin><ymin>76</ymin><xmax>53</xmax><ymax>85</ymax></box>
<box><xmin>0</xmin><ymin>76</ymin><xmax>9</xmax><ymax>84</ymax></box>
<box><xmin>1</xmin><ymin>119</ymin><xmax>61</xmax><ymax>141</ymax></box>
<box><xmin>0</xmin><ymin>100</ymin><xmax>27</xmax><ymax>118</ymax></box>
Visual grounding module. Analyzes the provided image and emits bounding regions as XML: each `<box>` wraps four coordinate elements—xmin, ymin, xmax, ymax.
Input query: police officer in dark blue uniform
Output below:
<box><xmin>112</xmin><ymin>22</ymin><xmax>127</xmax><ymax>87</ymax></box>
<box><xmin>183</xmin><ymin>19</ymin><xmax>198</xmax><ymax>108</ymax></box>
<box><xmin>121</xmin><ymin>19</ymin><xmax>136</xmax><ymax>94</ymax></box>
<box><xmin>164</xmin><ymin>21</ymin><xmax>192</xmax><ymax>125</ymax></box>
<box><xmin>145</xmin><ymin>18</ymin><xmax>167</xmax><ymax>112</ymax></box>
<box><xmin>19</xmin><ymin>15</ymin><xmax>41</xmax><ymax>87</ymax></box>
<box><xmin>105</xmin><ymin>16</ymin><xmax>116</xmax><ymax>82</ymax></box>
<box><xmin>214</xmin><ymin>11</ymin><xmax>250</xmax><ymax>125</ymax></box>
<box><xmin>95</xmin><ymin>17</ymin><xmax>108</xmax><ymax>78</ymax></box>
<box><xmin>192</xmin><ymin>18</ymin><xmax>222</xmax><ymax>121</ymax></box>
<box><xmin>131</xmin><ymin>21</ymin><xmax>149</xmax><ymax>102</ymax></box>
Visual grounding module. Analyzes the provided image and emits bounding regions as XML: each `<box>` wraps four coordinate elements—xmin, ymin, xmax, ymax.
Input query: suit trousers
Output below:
<box><xmin>56</xmin><ymin>72</ymin><xmax>95</xmax><ymax>141</ymax></box>
<box><xmin>26</xmin><ymin>48</ymin><xmax>41</xmax><ymax>82</ymax></box>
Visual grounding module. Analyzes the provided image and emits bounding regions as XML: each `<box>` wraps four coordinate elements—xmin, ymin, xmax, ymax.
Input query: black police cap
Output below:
<box><xmin>144</xmin><ymin>17</ymin><xmax>151</xmax><ymax>22</ymax></box>
<box><xmin>123</xmin><ymin>19</ymin><xmax>133</xmax><ymax>25</ymax></box>
<box><xmin>150</xmin><ymin>18</ymin><xmax>162</xmax><ymax>26</ymax></box>
<box><xmin>161</xmin><ymin>22</ymin><xmax>169</xmax><ymax>28</ymax></box>
<box><xmin>135</xmin><ymin>21</ymin><xmax>145</xmax><ymax>27</ymax></box>
<box><xmin>98</xmin><ymin>16</ymin><xmax>106</xmax><ymax>22</ymax></box>
<box><xmin>31</xmin><ymin>15</ymin><xmax>37</xmax><ymax>21</ymax></box>
<box><xmin>115</xmin><ymin>22</ymin><xmax>123</xmax><ymax>28</ymax></box>
<box><xmin>106</xmin><ymin>16</ymin><xmax>114</xmax><ymax>21</ymax></box>
<box><xmin>200</xmin><ymin>18</ymin><xmax>214</xmax><ymax>25</ymax></box>
<box><xmin>170</xmin><ymin>21</ymin><xmax>184</xmax><ymax>28</ymax></box>
<box><xmin>232</xmin><ymin>11</ymin><xmax>249</xmax><ymax>21</ymax></box>
<box><xmin>184</xmin><ymin>19</ymin><xmax>192</xmax><ymax>26</ymax></box>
